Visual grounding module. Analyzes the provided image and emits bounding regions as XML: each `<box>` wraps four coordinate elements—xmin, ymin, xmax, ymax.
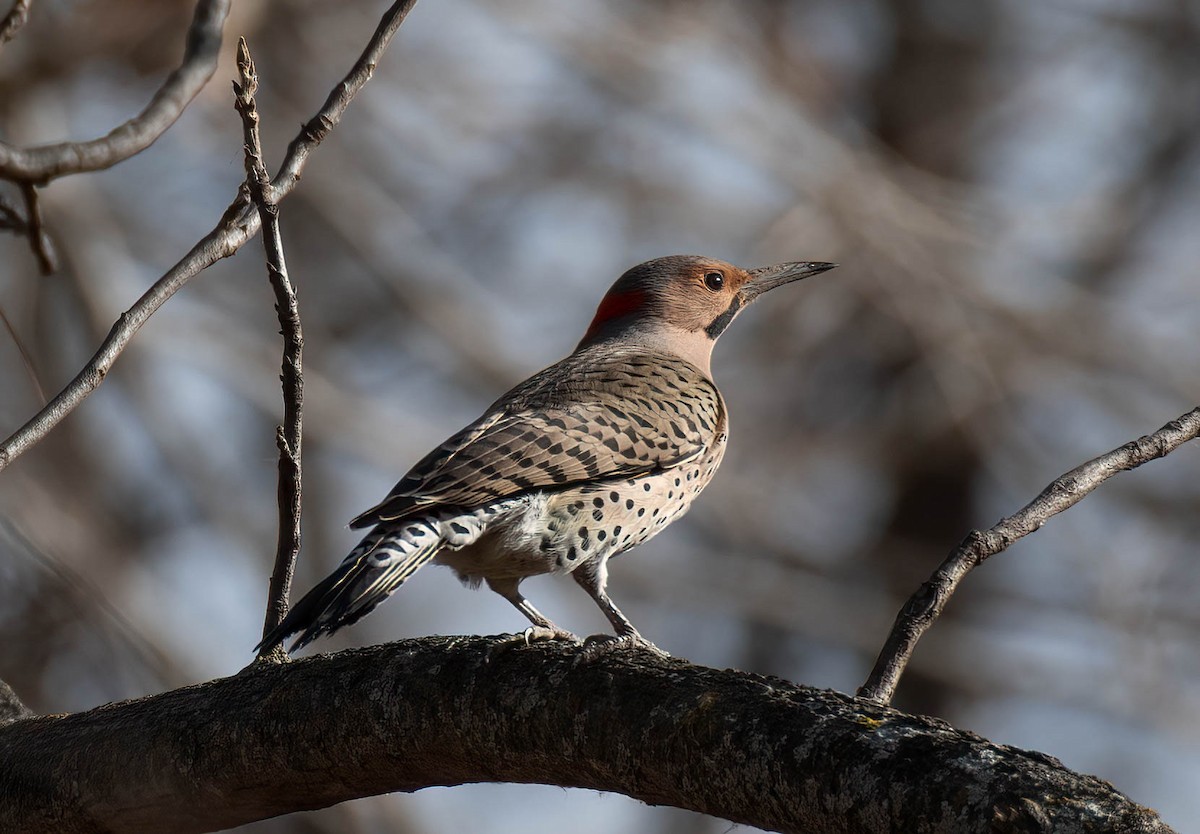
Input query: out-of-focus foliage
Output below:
<box><xmin>1</xmin><ymin>1</ymin><xmax>1198</xmax><ymax>831</ymax></box>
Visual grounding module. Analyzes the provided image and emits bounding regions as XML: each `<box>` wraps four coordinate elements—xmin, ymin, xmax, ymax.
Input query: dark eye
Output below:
<box><xmin>704</xmin><ymin>271</ymin><xmax>724</xmax><ymax>291</ymax></box>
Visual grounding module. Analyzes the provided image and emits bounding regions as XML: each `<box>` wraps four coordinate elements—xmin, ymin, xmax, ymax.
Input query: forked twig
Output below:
<box><xmin>859</xmin><ymin>406</ymin><xmax>1200</xmax><ymax>704</ymax></box>
<box><xmin>234</xmin><ymin>38</ymin><xmax>305</xmax><ymax>656</ymax></box>
<box><xmin>0</xmin><ymin>0</ymin><xmax>419</xmax><ymax>474</ymax></box>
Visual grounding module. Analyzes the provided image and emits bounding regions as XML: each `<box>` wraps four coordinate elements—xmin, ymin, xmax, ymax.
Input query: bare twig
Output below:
<box><xmin>0</xmin><ymin>0</ymin><xmax>419</xmax><ymax>474</ymax></box>
<box><xmin>19</xmin><ymin>182</ymin><xmax>54</xmax><ymax>273</ymax></box>
<box><xmin>0</xmin><ymin>0</ymin><xmax>31</xmax><ymax>47</ymax></box>
<box><xmin>234</xmin><ymin>38</ymin><xmax>305</xmax><ymax>654</ymax></box>
<box><xmin>0</xmin><ymin>0</ymin><xmax>228</xmax><ymax>183</ymax></box>
<box><xmin>859</xmin><ymin>406</ymin><xmax>1200</xmax><ymax>705</ymax></box>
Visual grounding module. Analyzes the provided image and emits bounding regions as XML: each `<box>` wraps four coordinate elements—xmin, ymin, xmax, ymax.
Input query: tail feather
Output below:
<box><xmin>256</xmin><ymin>523</ymin><xmax>442</xmax><ymax>653</ymax></box>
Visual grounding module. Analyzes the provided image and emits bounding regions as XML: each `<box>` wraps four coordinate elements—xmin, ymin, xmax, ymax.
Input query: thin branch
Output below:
<box><xmin>234</xmin><ymin>38</ymin><xmax>305</xmax><ymax>652</ymax></box>
<box><xmin>0</xmin><ymin>304</ymin><xmax>47</xmax><ymax>404</ymax></box>
<box><xmin>19</xmin><ymin>182</ymin><xmax>54</xmax><ymax>273</ymax></box>
<box><xmin>0</xmin><ymin>0</ymin><xmax>228</xmax><ymax>183</ymax></box>
<box><xmin>859</xmin><ymin>406</ymin><xmax>1200</xmax><ymax>705</ymax></box>
<box><xmin>0</xmin><ymin>638</ymin><xmax>1176</xmax><ymax>834</ymax></box>
<box><xmin>0</xmin><ymin>0</ymin><xmax>419</xmax><ymax>474</ymax></box>
<box><xmin>0</xmin><ymin>0</ymin><xmax>31</xmax><ymax>48</ymax></box>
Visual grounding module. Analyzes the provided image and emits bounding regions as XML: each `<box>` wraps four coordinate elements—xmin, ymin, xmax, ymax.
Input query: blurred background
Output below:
<box><xmin>2</xmin><ymin>0</ymin><xmax>1199</xmax><ymax>831</ymax></box>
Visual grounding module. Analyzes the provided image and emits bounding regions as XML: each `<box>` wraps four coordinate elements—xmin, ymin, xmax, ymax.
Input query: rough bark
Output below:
<box><xmin>0</xmin><ymin>637</ymin><xmax>1173</xmax><ymax>834</ymax></box>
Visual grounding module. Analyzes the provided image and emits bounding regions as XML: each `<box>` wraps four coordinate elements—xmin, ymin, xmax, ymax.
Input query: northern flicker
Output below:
<box><xmin>258</xmin><ymin>255</ymin><xmax>835</xmax><ymax>654</ymax></box>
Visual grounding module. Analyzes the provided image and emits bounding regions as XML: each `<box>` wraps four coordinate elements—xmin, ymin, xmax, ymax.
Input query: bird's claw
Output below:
<box><xmin>486</xmin><ymin>626</ymin><xmax>580</xmax><ymax>662</ymax></box>
<box><xmin>578</xmin><ymin>632</ymin><xmax>668</xmax><ymax>663</ymax></box>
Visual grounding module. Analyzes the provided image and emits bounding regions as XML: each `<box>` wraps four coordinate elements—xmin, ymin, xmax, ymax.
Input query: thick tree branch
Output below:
<box><xmin>234</xmin><ymin>38</ymin><xmax>305</xmax><ymax>647</ymax></box>
<box><xmin>0</xmin><ymin>0</ymin><xmax>228</xmax><ymax>183</ymax></box>
<box><xmin>860</xmin><ymin>406</ymin><xmax>1200</xmax><ymax>705</ymax></box>
<box><xmin>0</xmin><ymin>0</ymin><xmax>419</xmax><ymax>474</ymax></box>
<box><xmin>0</xmin><ymin>638</ymin><xmax>1175</xmax><ymax>834</ymax></box>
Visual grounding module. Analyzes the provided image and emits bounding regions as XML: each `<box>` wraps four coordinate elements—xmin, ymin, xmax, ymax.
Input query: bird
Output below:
<box><xmin>258</xmin><ymin>254</ymin><xmax>835</xmax><ymax>654</ymax></box>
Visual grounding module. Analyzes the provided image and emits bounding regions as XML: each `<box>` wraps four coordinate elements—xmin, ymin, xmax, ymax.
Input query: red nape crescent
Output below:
<box><xmin>582</xmin><ymin>289</ymin><xmax>648</xmax><ymax>342</ymax></box>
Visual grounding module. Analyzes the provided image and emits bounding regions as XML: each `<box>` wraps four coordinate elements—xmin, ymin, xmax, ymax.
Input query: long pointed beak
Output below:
<box><xmin>740</xmin><ymin>261</ymin><xmax>837</xmax><ymax>303</ymax></box>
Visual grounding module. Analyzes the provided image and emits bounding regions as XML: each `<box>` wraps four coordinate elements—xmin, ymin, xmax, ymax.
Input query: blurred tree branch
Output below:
<box><xmin>0</xmin><ymin>0</ymin><xmax>32</xmax><ymax>49</ymax></box>
<box><xmin>0</xmin><ymin>0</ymin><xmax>228</xmax><ymax>183</ymax></box>
<box><xmin>861</xmin><ymin>406</ymin><xmax>1200</xmax><ymax>704</ymax></box>
<box><xmin>234</xmin><ymin>36</ymin><xmax>305</xmax><ymax>650</ymax></box>
<box><xmin>0</xmin><ymin>638</ymin><xmax>1176</xmax><ymax>834</ymax></box>
<box><xmin>0</xmin><ymin>0</ymin><xmax>419</xmax><ymax>474</ymax></box>
<box><xmin>17</xmin><ymin>181</ymin><xmax>52</xmax><ymax>273</ymax></box>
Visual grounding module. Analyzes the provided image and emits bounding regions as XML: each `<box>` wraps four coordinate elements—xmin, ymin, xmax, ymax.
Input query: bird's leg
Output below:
<box><xmin>487</xmin><ymin>577</ymin><xmax>579</xmax><ymax>646</ymax></box>
<box><xmin>572</xmin><ymin>559</ymin><xmax>667</xmax><ymax>658</ymax></box>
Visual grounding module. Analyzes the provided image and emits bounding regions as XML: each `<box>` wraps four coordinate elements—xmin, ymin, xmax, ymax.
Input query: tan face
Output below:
<box><xmin>582</xmin><ymin>255</ymin><xmax>835</xmax><ymax>345</ymax></box>
<box><xmin>653</xmin><ymin>258</ymin><xmax>754</xmax><ymax>338</ymax></box>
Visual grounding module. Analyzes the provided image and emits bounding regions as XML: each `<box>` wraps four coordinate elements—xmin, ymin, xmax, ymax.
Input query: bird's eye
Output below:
<box><xmin>704</xmin><ymin>271</ymin><xmax>724</xmax><ymax>291</ymax></box>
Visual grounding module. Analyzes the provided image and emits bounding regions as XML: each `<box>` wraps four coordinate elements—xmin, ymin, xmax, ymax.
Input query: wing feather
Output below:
<box><xmin>350</xmin><ymin>350</ymin><xmax>722</xmax><ymax>528</ymax></box>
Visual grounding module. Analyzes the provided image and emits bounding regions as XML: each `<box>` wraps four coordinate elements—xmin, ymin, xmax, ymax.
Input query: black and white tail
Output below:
<box><xmin>256</xmin><ymin>521</ymin><xmax>442</xmax><ymax>653</ymax></box>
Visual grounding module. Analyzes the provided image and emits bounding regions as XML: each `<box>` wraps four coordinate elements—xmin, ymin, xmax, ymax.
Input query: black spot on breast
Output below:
<box><xmin>593</xmin><ymin>497</ymin><xmax>604</xmax><ymax>508</ymax></box>
<box><xmin>597</xmin><ymin>530</ymin><xmax>607</xmax><ymax>542</ymax></box>
<box><xmin>613</xmin><ymin>525</ymin><xmax>622</xmax><ymax>536</ymax></box>
<box><xmin>609</xmin><ymin>491</ymin><xmax>620</xmax><ymax>502</ymax></box>
<box><xmin>567</xmin><ymin>545</ymin><xmax>578</xmax><ymax>561</ymax></box>
<box><xmin>592</xmin><ymin>509</ymin><xmax>603</xmax><ymax>521</ymax></box>
<box><xmin>579</xmin><ymin>527</ymin><xmax>589</xmax><ymax>539</ymax></box>
<box><xmin>625</xmin><ymin>499</ymin><xmax>634</xmax><ymax>510</ymax></box>
<box><xmin>450</xmin><ymin>522</ymin><xmax>469</xmax><ymax>535</ymax></box>
<box><xmin>540</xmin><ymin>536</ymin><xmax>553</xmax><ymax>552</ymax></box>
<box><xmin>637</xmin><ymin>508</ymin><xmax>646</xmax><ymax>517</ymax></box>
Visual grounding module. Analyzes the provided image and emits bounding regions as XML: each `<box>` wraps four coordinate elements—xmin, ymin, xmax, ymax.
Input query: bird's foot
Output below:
<box><xmin>487</xmin><ymin>626</ymin><xmax>580</xmax><ymax>662</ymax></box>
<box><xmin>578</xmin><ymin>632</ymin><xmax>668</xmax><ymax>663</ymax></box>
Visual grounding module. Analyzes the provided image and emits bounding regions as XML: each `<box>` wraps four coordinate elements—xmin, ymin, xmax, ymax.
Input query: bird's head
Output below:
<box><xmin>578</xmin><ymin>255</ymin><xmax>836</xmax><ymax>373</ymax></box>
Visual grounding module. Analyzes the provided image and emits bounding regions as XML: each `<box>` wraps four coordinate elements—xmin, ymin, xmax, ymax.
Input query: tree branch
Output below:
<box><xmin>0</xmin><ymin>0</ymin><xmax>420</xmax><ymax>474</ymax></box>
<box><xmin>18</xmin><ymin>180</ymin><xmax>54</xmax><ymax>273</ymax></box>
<box><xmin>233</xmin><ymin>37</ymin><xmax>305</xmax><ymax>649</ymax></box>
<box><xmin>859</xmin><ymin>406</ymin><xmax>1200</xmax><ymax>705</ymax></box>
<box><xmin>0</xmin><ymin>0</ymin><xmax>31</xmax><ymax>48</ymax></box>
<box><xmin>0</xmin><ymin>638</ymin><xmax>1175</xmax><ymax>834</ymax></box>
<box><xmin>0</xmin><ymin>0</ymin><xmax>229</xmax><ymax>183</ymax></box>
